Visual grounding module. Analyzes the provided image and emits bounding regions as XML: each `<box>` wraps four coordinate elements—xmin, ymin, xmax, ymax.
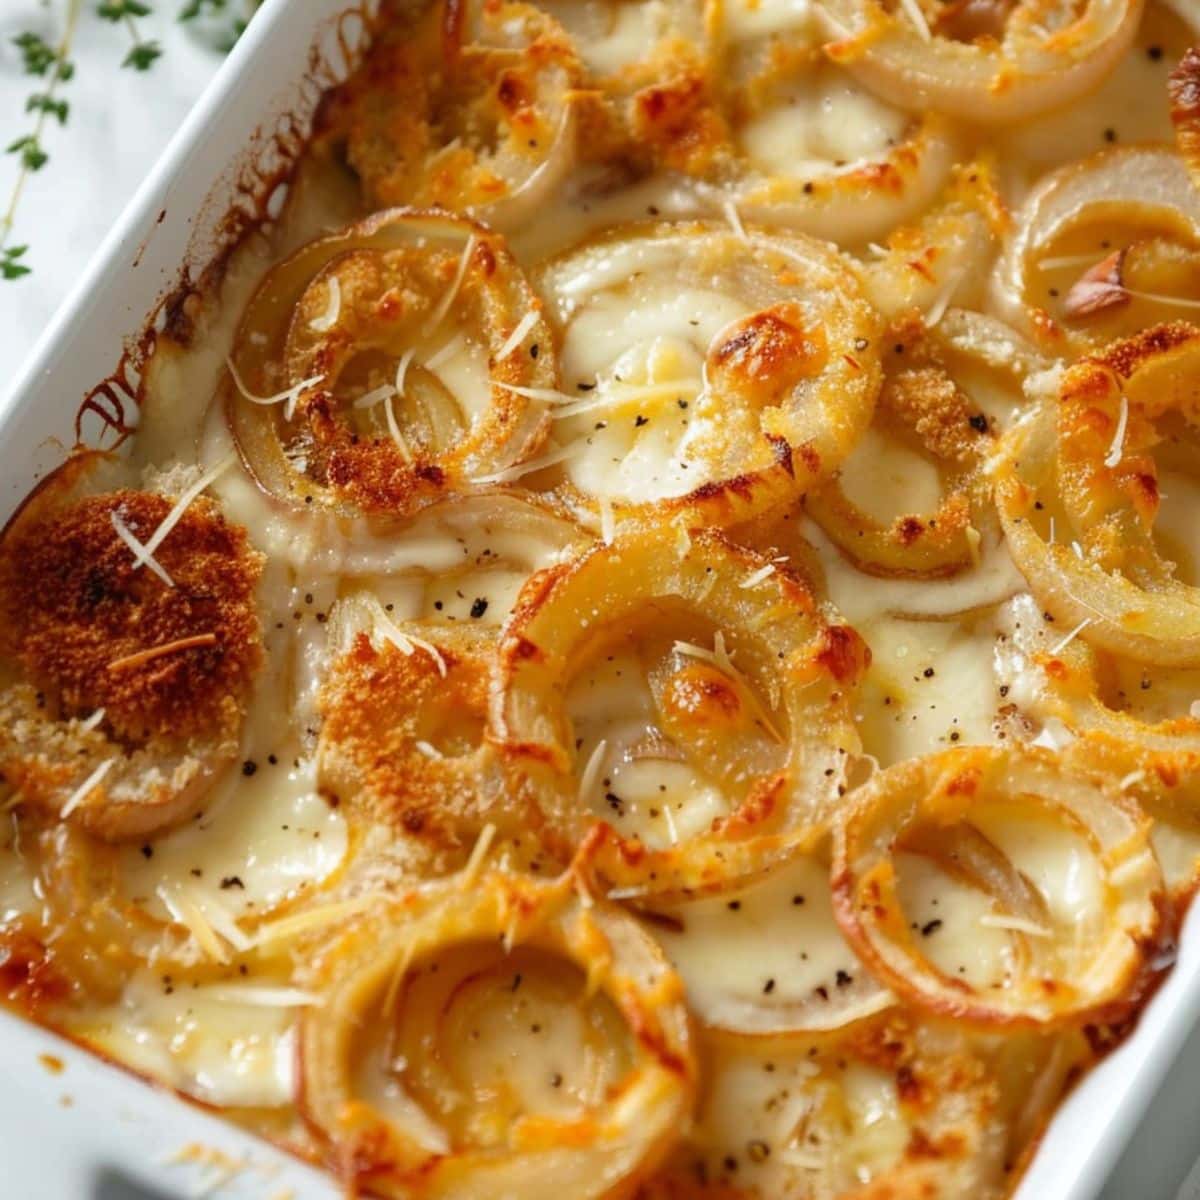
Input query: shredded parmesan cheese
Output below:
<box><xmin>352</xmin><ymin>384</ymin><xmax>398</xmax><ymax>410</ymax></box>
<box><xmin>156</xmin><ymin>885</ymin><xmax>231</xmax><ymax>964</ymax></box>
<box><xmin>308</xmin><ymin>276</ymin><xmax>342</xmax><ymax>332</ymax></box>
<box><xmin>473</xmin><ymin>442</ymin><xmax>574</xmax><ymax>485</ymax></box>
<box><xmin>897</xmin><ymin>0</ymin><xmax>932</xmax><ymax>40</ymax></box>
<box><xmin>722</xmin><ymin>197</ymin><xmax>748</xmax><ymax>241</ymax></box>
<box><xmin>1036</xmin><ymin>253</ymin><xmax>1105</xmax><ymax>271</ymax></box>
<box><xmin>495</xmin><ymin>309</ymin><xmax>540</xmax><ymax>362</ymax></box>
<box><xmin>979</xmin><ymin>912</ymin><xmax>1052</xmax><ymax>938</ymax></box>
<box><xmin>394</xmin><ymin>347</ymin><xmax>416</xmax><ymax>396</ymax></box>
<box><xmin>415</xmin><ymin>739</ymin><xmax>443</xmax><ymax>759</ymax></box>
<box><xmin>1118</xmin><ymin>769</ymin><xmax>1146</xmax><ymax>790</ymax></box>
<box><xmin>384</xmin><ymin>395</ymin><xmax>415</xmax><ymax>463</ymax></box>
<box><xmin>1050</xmin><ymin>618</ymin><xmax>1091</xmax><ymax>655</ymax></box>
<box><xmin>459</xmin><ymin>822</ymin><xmax>497</xmax><ymax>890</ymax></box>
<box><xmin>107</xmin><ymin>633</ymin><xmax>218</xmax><ymax>674</ymax></box>
<box><xmin>1122</xmin><ymin>288</ymin><xmax>1200</xmax><ymax>310</ymax></box>
<box><xmin>599</xmin><ymin>496</ymin><xmax>615</xmax><ymax>544</ymax></box>
<box><xmin>252</xmin><ymin>895</ymin><xmax>387</xmax><ymax>947</ymax></box>
<box><xmin>423</xmin><ymin>234</ymin><xmax>476</xmax><ymax>333</ymax></box>
<box><xmin>424</xmin><ymin>334</ymin><xmax>463</xmax><ymax>371</ymax></box>
<box><xmin>78</xmin><ymin>707</ymin><xmax>106</xmax><ymax>733</ymax></box>
<box><xmin>578</xmin><ymin>738</ymin><xmax>608</xmax><ymax>803</ymax></box>
<box><xmin>739</xmin><ymin>563</ymin><xmax>775</xmax><ymax>589</ymax></box>
<box><xmin>925</xmin><ymin>266</ymin><xmax>965</xmax><ymax>327</ymax></box>
<box><xmin>605</xmin><ymin>885</ymin><xmax>648</xmax><ymax>901</ymax></box>
<box><xmin>1103</xmin><ymin>395</ymin><xmax>1128</xmax><ymax>468</ymax></box>
<box><xmin>111</xmin><ymin>510</ymin><xmax>174</xmax><ymax>587</ymax></box>
<box><xmin>227</xmin><ymin>358</ymin><xmax>325</xmax><ymax>422</ymax></box>
<box><xmin>60</xmin><ymin>759</ymin><xmax>114</xmax><ymax>818</ymax></box>
<box><xmin>367</xmin><ymin>596</ymin><xmax>447</xmax><ymax>676</ymax></box>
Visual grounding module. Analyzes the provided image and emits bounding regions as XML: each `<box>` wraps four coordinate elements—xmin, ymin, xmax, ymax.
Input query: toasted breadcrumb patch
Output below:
<box><xmin>0</xmin><ymin>490</ymin><xmax>263</xmax><ymax>742</ymax></box>
<box><xmin>318</xmin><ymin>626</ymin><xmax>524</xmax><ymax>863</ymax></box>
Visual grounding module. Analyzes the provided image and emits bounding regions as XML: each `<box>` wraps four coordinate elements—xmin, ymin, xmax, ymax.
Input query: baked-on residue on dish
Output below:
<box><xmin>3</xmin><ymin>0</ymin><xmax>1200</xmax><ymax>1195</ymax></box>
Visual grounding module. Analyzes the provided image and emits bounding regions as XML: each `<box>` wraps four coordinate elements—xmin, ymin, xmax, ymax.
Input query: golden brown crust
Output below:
<box><xmin>0</xmin><ymin>490</ymin><xmax>262</xmax><ymax>742</ymax></box>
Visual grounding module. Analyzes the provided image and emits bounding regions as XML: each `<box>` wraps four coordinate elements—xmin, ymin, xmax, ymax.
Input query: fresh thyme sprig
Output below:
<box><xmin>2</xmin><ymin>1</ymin><xmax>81</xmax><ymax>278</ymax></box>
<box><xmin>3</xmin><ymin>0</ymin><xmax>259</xmax><ymax>281</ymax></box>
<box><xmin>97</xmin><ymin>2</ymin><xmax>162</xmax><ymax>71</ymax></box>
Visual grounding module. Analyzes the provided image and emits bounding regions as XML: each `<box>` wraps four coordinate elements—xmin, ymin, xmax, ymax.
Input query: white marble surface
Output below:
<box><xmin>0</xmin><ymin>2</ymin><xmax>1198</xmax><ymax>1198</ymax></box>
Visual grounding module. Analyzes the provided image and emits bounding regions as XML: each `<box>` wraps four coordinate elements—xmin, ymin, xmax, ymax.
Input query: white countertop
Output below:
<box><xmin>0</xmin><ymin>3</ymin><xmax>1197</xmax><ymax>1197</ymax></box>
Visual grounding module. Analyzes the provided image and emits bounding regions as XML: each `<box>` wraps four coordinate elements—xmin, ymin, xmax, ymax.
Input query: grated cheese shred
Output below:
<box><xmin>60</xmin><ymin>759</ymin><xmax>115</xmax><ymax>819</ymax></box>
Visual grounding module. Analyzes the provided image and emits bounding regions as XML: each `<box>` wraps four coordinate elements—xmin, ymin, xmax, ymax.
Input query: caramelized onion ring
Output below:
<box><xmin>328</xmin><ymin>0</ymin><xmax>580</xmax><ymax>230</ymax></box>
<box><xmin>806</xmin><ymin>313</ymin><xmax>995</xmax><ymax>578</ymax></box>
<box><xmin>298</xmin><ymin>873</ymin><xmax>695</xmax><ymax>1197</ymax></box>
<box><xmin>819</xmin><ymin>0</ymin><xmax>1143</xmax><ymax>124</ymax></box>
<box><xmin>0</xmin><ymin>454</ymin><xmax>263</xmax><ymax>842</ymax></box>
<box><xmin>228</xmin><ymin>208</ymin><xmax>554</xmax><ymax>519</ymax></box>
<box><xmin>996</xmin><ymin>323</ymin><xmax>1200</xmax><ymax>666</ymax></box>
<box><xmin>493</xmin><ymin>523</ymin><xmax>867</xmax><ymax>895</ymax></box>
<box><xmin>535</xmin><ymin>222</ymin><xmax>881</xmax><ymax>527</ymax></box>
<box><xmin>833</xmin><ymin>745</ymin><xmax>1165</xmax><ymax>1027</ymax></box>
<box><xmin>995</xmin><ymin>146</ymin><xmax>1200</xmax><ymax>348</ymax></box>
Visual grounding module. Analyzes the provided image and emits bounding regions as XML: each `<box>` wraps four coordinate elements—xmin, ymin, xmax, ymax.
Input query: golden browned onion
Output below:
<box><xmin>227</xmin><ymin>209</ymin><xmax>555</xmax><ymax>519</ymax></box>
<box><xmin>805</xmin><ymin>312</ymin><xmax>995</xmax><ymax>578</ymax></box>
<box><xmin>819</xmin><ymin>0</ymin><xmax>1143</xmax><ymax>124</ymax></box>
<box><xmin>298</xmin><ymin>872</ymin><xmax>695</xmax><ymax>1198</ymax></box>
<box><xmin>995</xmin><ymin>146</ymin><xmax>1200</xmax><ymax>350</ymax></box>
<box><xmin>0</xmin><ymin>454</ymin><xmax>263</xmax><ymax>842</ymax></box>
<box><xmin>863</xmin><ymin>162</ymin><xmax>1003</xmax><ymax>323</ymax></box>
<box><xmin>492</xmin><ymin>522</ymin><xmax>867</xmax><ymax>896</ymax></box>
<box><xmin>832</xmin><ymin>745</ymin><xmax>1165</xmax><ymax>1027</ymax></box>
<box><xmin>1062</xmin><ymin>734</ymin><xmax>1200</xmax><ymax>905</ymax></box>
<box><xmin>321</xmin><ymin>0</ymin><xmax>581</xmax><ymax>230</ymax></box>
<box><xmin>1170</xmin><ymin>47</ymin><xmax>1200</xmax><ymax>191</ymax></box>
<box><xmin>995</xmin><ymin>323</ymin><xmax>1200</xmax><ymax>666</ymax></box>
<box><xmin>715</xmin><ymin>17</ymin><xmax>960</xmax><ymax>243</ymax></box>
<box><xmin>534</xmin><ymin>221</ymin><xmax>881</xmax><ymax>528</ymax></box>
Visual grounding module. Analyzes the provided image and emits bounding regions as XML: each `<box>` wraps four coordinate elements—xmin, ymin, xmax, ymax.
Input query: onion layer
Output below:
<box><xmin>832</xmin><ymin>745</ymin><xmax>1165</xmax><ymax>1027</ymax></box>
<box><xmin>535</xmin><ymin>221</ymin><xmax>881</xmax><ymax>527</ymax></box>
<box><xmin>228</xmin><ymin>208</ymin><xmax>555</xmax><ymax>519</ymax></box>
<box><xmin>298</xmin><ymin>872</ymin><xmax>695</xmax><ymax>1198</ymax></box>
<box><xmin>995</xmin><ymin>323</ymin><xmax>1200</xmax><ymax>666</ymax></box>
<box><xmin>492</xmin><ymin>522</ymin><xmax>867</xmax><ymax>896</ymax></box>
<box><xmin>819</xmin><ymin>0</ymin><xmax>1143</xmax><ymax>124</ymax></box>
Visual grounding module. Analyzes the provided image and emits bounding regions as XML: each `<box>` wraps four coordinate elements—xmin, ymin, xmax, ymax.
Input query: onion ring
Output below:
<box><xmin>297</xmin><ymin>872</ymin><xmax>695</xmax><ymax>1197</ymax></box>
<box><xmin>534</xmin><ymin>221</ymin><xmax>881</xmax><ymax>528</ymax></box>
<box><xmin>0</xmin><ymin>454</ymin><xmax>263</xmax><ymax>842</ymax></box>
<box><xmin>492</xmin><ymin>522</ymin><xmax>868</xmax><ymax>895</ymax></box>
<box><xmin>805</xmin><ymin>312</ymin><xmax>996</xmax><ymax>578</ymax></box>
<box><xmin>227</xmin><ymin>208</ymin><xmax>555</xmax><ymax>519</ymax></box>
<box><xmin>832</xmin><ymin>745</ymin><xmax>1165</xmax><ymax>1027</ymax></box>
<box><xmin>322</xmin><ymin>0</ymin><xmax>580</xmax><ymax>230</ymax></box>
<box><xmin>995</xmin><ymin>145</ymin><xmax>1200</xmax><ymax>350</ymax></box>
<box><xmin>819</xmin><ymin>0</ymin><xmax>1143</xmax><ymax>124</ymax></box>
<box><xmin>995</xmin><ymin>323</ymin><xmax>1200</xmax><ymax>666</ymax></box>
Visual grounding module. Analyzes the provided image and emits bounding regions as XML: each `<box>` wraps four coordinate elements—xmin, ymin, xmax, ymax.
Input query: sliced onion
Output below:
<box><xmin>833</xmin><ymin>745</ymin><xmax>1165</xmax><ymax>1027</ymax></box>
<box><xmin>994</xmin><ymin>145</ymin><xmax>1200</xmax><ymax>348</ymax></box>
<box><xmin>0</xmin><ymin>454</ymin><xmax>263</xmax><ymax>842</ymax></box>
<box><xmin>297</xmin><ymin>873</ymin><xmax>695</xmax><ymax>1197</ymax></box>
<box><xmin>1063</xmin><ymin>734</ymin><xmax>1200</xmax><ymax>905</ymax></box>
<box><xmin>324</xmin><ymin>1</ymin><xmax>580</xmax><ymax>231</ymax></box>
<box><xmin>1170</xmin><ymin>47</ymin><xmax>1200</xmax><ymax>191</ymax></box>
<box><xmin>995</xmin><ymin>324</ymin><xmax>1200</xmax><ymax>666</ymax></box>
<box><xmin>492</xmin><ymin>522</ymin><xmax>867</xmax><ymax>895</ymax></box>
<box><xmin>719</xmin><ymin>44</ymin><xmax>960</xmax><ymax>244</ymax></box>
<box><xmin>864</xmin><ymin>165</ymin><xmax>1002</xmax><ymax>322</ymax></box>
<box><xmin>534</xmin><ymin>221</ymin><xmax>881</xmax><ymax>527</ymax></box>
<box><xmin>818</xmin><ymin>0</ymin><xmax>1143</xmax><ymax>124</ymax></box>
<box><xmin>806</xmin><ymin>312</ymin><xmax>996</xmax><ymax>578</ymax></box>
<box><xmin>228</xmin><ymin>209</ymin><xmax>557</xmax><ymax>520</ymax></box>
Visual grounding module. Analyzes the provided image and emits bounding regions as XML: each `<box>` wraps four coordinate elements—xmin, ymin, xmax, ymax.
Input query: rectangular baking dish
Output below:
<box><xmin>0</xmin><ymin>0</ymin><xmax>1196</xmax><ymax>1195</ymax></box>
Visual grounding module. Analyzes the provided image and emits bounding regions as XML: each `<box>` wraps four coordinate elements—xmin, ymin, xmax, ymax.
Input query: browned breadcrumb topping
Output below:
<box><xmin>0</xmin><ymin>490</ymin><xmax>263</xmax><ymax>743</ymax></box>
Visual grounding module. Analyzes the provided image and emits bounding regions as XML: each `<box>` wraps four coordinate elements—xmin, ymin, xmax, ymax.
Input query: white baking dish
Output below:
<box><xmin>0</xmin><ymin>1</ymin><xmax>1197</xmax><ymax>1196</ymax></box>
